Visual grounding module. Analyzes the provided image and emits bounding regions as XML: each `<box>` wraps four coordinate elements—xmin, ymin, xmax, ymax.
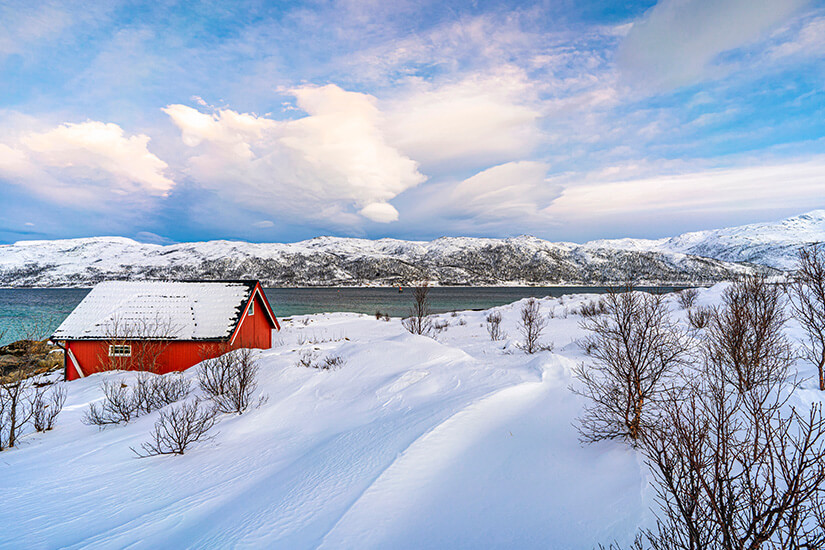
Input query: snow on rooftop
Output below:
<box><xmin>52</xmin><ymin>280</ymin><xmax>257</xmax><ymax>340</ymax></box>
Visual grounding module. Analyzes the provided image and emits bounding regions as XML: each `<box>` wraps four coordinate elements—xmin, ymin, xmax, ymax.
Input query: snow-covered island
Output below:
<box><xmin>3</xmin><ymin>210</ymin><xmax>825</xmax><ymax>287</ymax></box>
<box><xmin>3</xmin><ymin>283</ymin><xmax>824</xmax><ymax>548</ymax></box>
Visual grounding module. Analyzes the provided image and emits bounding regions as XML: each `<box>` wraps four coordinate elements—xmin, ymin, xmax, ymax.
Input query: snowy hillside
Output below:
<box><xmin>10</xmin><ymin>211</ymin><xmax>825</xmax><ymax>286</ymax></box>
<box><xmin>3</xmin><ymin>287</ymin><xmax>823</xmax><ymax>548</ymax></box>
<box><xmin>590</xmin><ymin>210</ymin><xmax>825</xmax><ymax>270</ymax></box>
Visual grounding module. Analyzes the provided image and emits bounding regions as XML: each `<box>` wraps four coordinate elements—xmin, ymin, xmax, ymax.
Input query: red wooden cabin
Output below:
<box><xmin>52</xmin><ymin>280</ymin><xmax>280</xmax><ymax>381</ymax></box>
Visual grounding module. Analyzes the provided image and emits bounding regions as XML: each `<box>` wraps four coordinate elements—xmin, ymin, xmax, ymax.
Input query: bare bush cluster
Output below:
<box><xmin>583</xmin><ymin>277</ymin><xmax>825</xmax><ymax>548</ymax></box>
<box><xmin>402</xmin><ymin>283</ymin><xmax>433</xmax><ymax>336</ymax></box>
<box><xmin>706</xmin><ymin>276</ymin><xmax>792</xmax><ymax>393</ymax></box>
<box><xmin>83</xmin><ymin>372</ymin><xmax>191</xmax><ymax>427</ymax></box>
<box><xmin>578</xmin><ymin>299</ymin><xmax>608</xmax><ymax>317</ymax></box>
<box><xmin>518</xmin><ymin>298</ymin><xmax>551</xmax><ymax>354</ymax></box>
<box><xmin>676</xmin><ymin>288</ymin><xmax>699</xmax><ymax>310</ymax></box>
<box><xmin>789</xmin><ymin>243</ymin><xmax>825</xmax><ymax>390</ymax></box>
<box><xmin>32</xmin><ymin>385</ymin><xmax>66</xmax><ymax>433</ymax></box>
<box><xmin>574</xmin><ymin>290</ymin><xmax>692</xmax><ymax>443</ymax></box>
<box><xmin>198</xmin><ymin>348</ymin><xmax>258</xmax><ymax>414</ymax></box>
<box><xmin>486</xmin><ymin>311</ymin><xmax>506</xmax><ymax>341</ymax></box>
<box><xmin>687</xmin><ymin>305</ymin><xmax>713</xmax><ymax>330</ymax></box>
<box><xmin>0</xmin><ymin>372</ymin><xmax>66</xmax><ymax>449</ymax></box>
<box><xmin>296</xmin><ymin>331</ymin><xmax>349</xmax><ymax>345</ymax></box>
<box><xmin>296</xmin><ymin>350</ymin><xmax>345</xmax><ymax>371</ymax></box>
<box><xmin>638</xmin><ymin>381</ymin><xmax>825</xmax><ymax>549</ymax></box>
<box><xmin>132</xmin><ymin>398</ymin><xmax>217</xmax><ymax>457</ymax></box>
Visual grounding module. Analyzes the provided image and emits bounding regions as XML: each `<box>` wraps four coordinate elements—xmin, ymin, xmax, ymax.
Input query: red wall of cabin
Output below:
<box><xmin>233</xmin><ymin>293</ymin><xmax>273</xmax><ymax>349</ymax></box>
<box><xmin>64</xmin><ymin>292</ymin><xmax>278</xmax><ymax>380</ymax></box>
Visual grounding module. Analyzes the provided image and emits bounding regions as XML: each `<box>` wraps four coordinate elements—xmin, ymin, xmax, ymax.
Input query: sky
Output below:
<box><xmin>0</xmin><ymin>0</ymin><xmax>823</xmax><ymax>245</ymax></box>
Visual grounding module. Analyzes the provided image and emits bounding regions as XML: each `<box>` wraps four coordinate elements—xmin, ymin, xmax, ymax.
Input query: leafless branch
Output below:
<box><xmin>131</xmin><ymin>398</ymin><xmax>217</xmax><ymax>457</ymax></box>
<box><xmin>402</xmin><ymin>283</ymin><xmax>433</xmax><ymax>336</ymax></box>
<box><xmin>788</xmin><ymin>243</ymin><xmax>825</xmax><ymax>390</ymax></box>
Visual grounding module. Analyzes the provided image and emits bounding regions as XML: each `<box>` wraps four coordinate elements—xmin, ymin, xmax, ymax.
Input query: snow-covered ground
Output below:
<box><xmin>3</xmin><ymin>286</ymin><xmax>822</xmax><ymax>549</ymax></box>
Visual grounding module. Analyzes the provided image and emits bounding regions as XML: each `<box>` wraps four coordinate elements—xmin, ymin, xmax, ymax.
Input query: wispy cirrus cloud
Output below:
<box><xmin>617</xmin><ymin>0</ymin><xmax>813</xmax><ymax>90</ymax></box>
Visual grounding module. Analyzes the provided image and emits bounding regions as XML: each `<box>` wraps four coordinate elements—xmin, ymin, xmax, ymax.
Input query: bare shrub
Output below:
<box><xmin>789</xmin><ymin>243</ymin><xmax>825</xmax><ymax>390</ymax></box>
<box><xmin>486</xmin><ymin>311</ymin><xmax>505</xmax><ymax>341</ymax></box>
<box><xmin>676</xmin><ymin>288</ymin><xmax>699</xmax><ymax>310</ymax></box>
<box><xmin>32</xmin><ymin>384</ymin><xmax>66</xmax><ymax>432</ymax></box>
<box><xmin>0</xmin><ymin>370</ymin><xmax>46</xmax><ymax>449</ymax></box>
<box><xmin>135</xmin><ymin>372</ymin><xmax>191</xmax><ymax>413</ymax></box>
<box><xmin>197</xmin><ymin>353</ymin><xmax>235</xmax><ymax>398</ymax></box>
<box><xmin>402</xmin><ymin>283</ymin><xmax>433</xmax><ymax>336</ymax></box>
<box><xmin>83</xmin><ymin>380</ymin><xmax>139</xmax><ymax>427</ymax></box>
<box><xmin>578</xmin><ymin>299</ymin><xmax>608</xmax><ymax>317</ymax></box>
<box><xmin>573</xmin><ymin>290</ymin><xmax>692</xmax><ymax>443</ymax></box>
<box><xmin>375</xmin><ymin>310</ymin><xmax>383</xmax><ymax>320</ymax></box>
<box><xmin>433</xmin><ymin>319</ymin><xmax>449</xmax><ymax>333</ymax></box>
<box><xmin>132</xmin><ymin>398</ymin><xmax>217</xmax><ymax>457</ymax></box>
<box><xmin>296</xmin><ymin>351</ymin><xmax>345</xmax><ymax>371</ymax></box>
<box><xmin>518</xmin><ymin>298</ymin><xmax>549</xmax><ymax>354</ymax></box>
<box><xmin>321</xmin><ymin>355</ymin><xmax>345</xmax><ymax>370</ymax></box>
<box><xmin>296</xmin><ymin>331</ymin><xmax>348</xmax><ymax>345</ymax></box>
<box><xmin>198</xmin><ymin>348</ymin><xmax>258</xmax><ymax>414</ymax></box>
<box><xmin>296</xmin><ymin>350</ymin><xmax>319</xmax><ymax>369</ymax></box>
<box><xmin>687</xmin><ymin>305</ymin><xmax>713</xmax><ymax>330</ymax></box>
<box><xmin>707</xmin><ymin>276</ymin><xmax>792</xmax><ymax>394</ymax></box>
<box><xmin>82</xmin><ymin>380</ymin><xmax>140</xmax><ymax>428</ymax></box>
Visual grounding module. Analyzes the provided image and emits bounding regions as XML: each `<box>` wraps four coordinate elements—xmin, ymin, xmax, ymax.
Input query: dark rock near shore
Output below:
<box><xmin>0</xmin><ymin>340</ymin><xmax>63</xmax><ymax>379</ymax></box>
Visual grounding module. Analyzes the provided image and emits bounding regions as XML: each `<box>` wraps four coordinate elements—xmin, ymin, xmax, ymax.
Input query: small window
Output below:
<box><xmin>109</xmin><ymin>344</ymin><xmax>131</xmax><ymax>357</ymax></box>
<box><xmin>248</xmin><ymin>300</ymin><xmax>255</xmax><ymax>316</ymax></box>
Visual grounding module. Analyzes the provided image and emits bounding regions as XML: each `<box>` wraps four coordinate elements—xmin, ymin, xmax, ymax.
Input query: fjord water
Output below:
<box><xmin>0</xmin><ymin>285</ymin><xmax>684</xmax><ymax>345</ymax></box>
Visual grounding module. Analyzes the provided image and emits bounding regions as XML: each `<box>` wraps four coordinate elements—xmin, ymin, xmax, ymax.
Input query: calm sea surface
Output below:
<box><xmin>0</xmin><ymin>286</ymin><xmax>684</xmax><ymax>346</ymax></box>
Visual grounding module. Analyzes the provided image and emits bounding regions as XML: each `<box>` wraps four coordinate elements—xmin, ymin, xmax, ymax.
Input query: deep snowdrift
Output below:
<box><xmin>3</xmin><ymin>287</ymin><xmax>822</xmax><ymax>549</ymax></box>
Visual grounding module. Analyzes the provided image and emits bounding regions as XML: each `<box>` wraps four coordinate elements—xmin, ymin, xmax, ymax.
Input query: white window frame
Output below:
<box><xmin>248</xmin><ymin>300</ymin><xmax>255</xmax><ymax>316</ymax></box>
<box><xmin>109</xmin><ymin>344</ymin><xmax>132</xmax><ymax>357</ymax></box>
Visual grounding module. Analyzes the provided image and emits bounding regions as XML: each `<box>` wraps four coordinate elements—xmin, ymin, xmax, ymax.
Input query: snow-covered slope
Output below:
<box><xmin>590</xmin><ymin>210</ymin><xmax>825</xmax><ymax>270</ymax></box>
<box><xmin>6</xmin><ymin>213</ymin><xmax>816</xmax><ymax>287</ymax></box>
<box><xmin>0</xmin><ymin>294</ymin><xmax>649</xmax><ymax>548</ymax></box>
<box><xmin>4</xmin><ymin>287</ymin><xmax>823</xmax><ymax>548</ymax></box>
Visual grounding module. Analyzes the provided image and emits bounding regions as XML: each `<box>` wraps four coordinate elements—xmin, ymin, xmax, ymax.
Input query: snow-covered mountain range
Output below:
<box><xmin>1</xmin><ymin>210</ymin><xmax>823</xmax><ymax>287</ymax></box>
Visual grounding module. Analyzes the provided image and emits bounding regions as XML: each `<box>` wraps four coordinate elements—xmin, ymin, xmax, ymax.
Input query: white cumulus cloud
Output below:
<box><xmin>165</xmin><ymin>84</ymin><xmax>426</xmax><ymax>227</ymax></box>
<box><xmin>0</xmin><ymin>120</ymin><xmax>174</xmax><ymax>206</ymax></box>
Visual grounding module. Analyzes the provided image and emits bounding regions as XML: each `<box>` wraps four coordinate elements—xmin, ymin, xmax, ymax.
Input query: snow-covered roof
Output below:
<box><xmin>53</xmin><ymin>280</ymin><xmax>263</xmax><ymax>341</ymax></box>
